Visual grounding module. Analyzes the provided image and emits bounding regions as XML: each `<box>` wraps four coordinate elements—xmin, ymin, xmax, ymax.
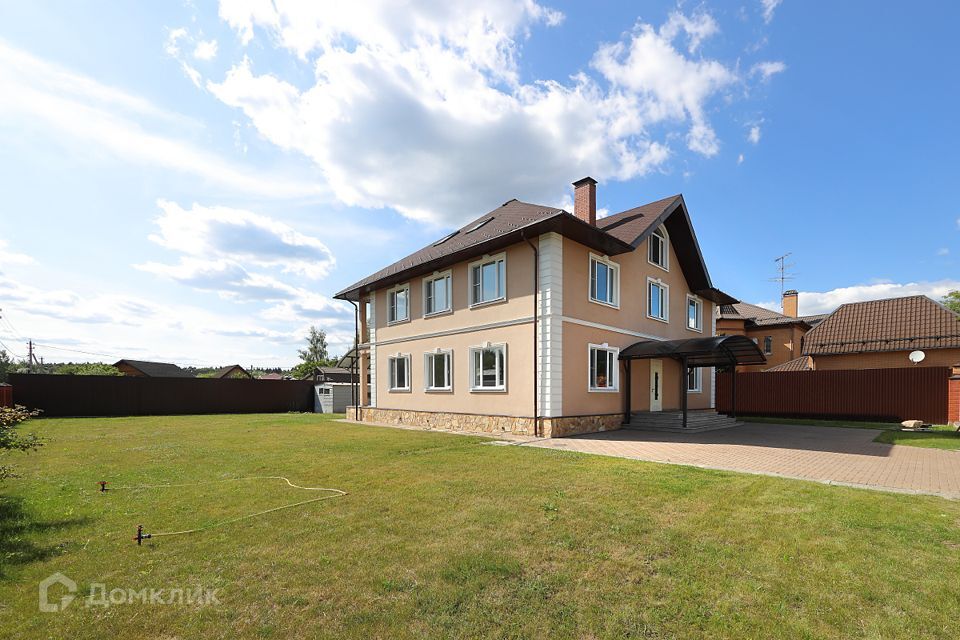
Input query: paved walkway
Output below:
<box><xmin>524</xmin><ymin>423</ymin><xmax>960</xmax><ymax>499</ymax></box>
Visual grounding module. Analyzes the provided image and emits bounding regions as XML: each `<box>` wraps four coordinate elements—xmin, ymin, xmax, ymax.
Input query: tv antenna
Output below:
<box><xmin>769</xmin><ymin>252</ymin><xmax>796</xmax><ymax>302</ymax></box>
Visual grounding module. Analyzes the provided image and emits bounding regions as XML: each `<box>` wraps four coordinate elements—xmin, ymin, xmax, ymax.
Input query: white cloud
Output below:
<box><xmin>751</xmin><ymin>60</ymin><xmax>787</xmax><ymax>82</ymax></box>
<box><xmin>0</xmin><ymin>38</ymin><xmax>322</xmax><ymax>199</ymax></box>
<box><xmin>737</xmin><ymin>153</ymin><xmax>745</xmax><ymax>164</ymax></box>
<box><xmin>209</xmin><ymin>3</ymin><xmax>749</xmax><ymax>224</ymax></box>
<box><xmin>145</xmin><ymin>200</ymin><xmax>336</xmax><ymax>279</ymax></box>
<box><xmin>194</xmin><ymin>39</ymin><xmax>218</xmax><ymax>61</ymax></box>
<box><xmin>937</xmin><ymin>247</ymin><xmax>950</xmax><ymax>256</ymax></box>
<box><xmin>0</xmin><ymin>239</ymin><xmax>36</xmax><ymax>268</ymax></box>
<box><xmin>760</xmin><ymin>0</ymin><xmax>782</xmax><ymax>24</ymax></box>
<box><xmin>755</xmin><ymin>280</ymin><xmax>960</xmax><ymax>316</ymax></box>
<box><xmin>747</xmin><ymin>125</ymin><xmax>761</xmax><ymax>144</ymax></box>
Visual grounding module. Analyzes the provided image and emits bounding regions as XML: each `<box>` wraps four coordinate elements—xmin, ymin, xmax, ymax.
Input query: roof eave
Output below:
<box><xmin>334</xmin><ymin>212</ymin><xmax>634</xmax><ymax>301</ymax></box>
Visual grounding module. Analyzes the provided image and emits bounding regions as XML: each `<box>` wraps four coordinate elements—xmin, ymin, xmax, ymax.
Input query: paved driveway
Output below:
<box><xmin>524</xmin><ymin>423</ymin><xmax>960</xmax><ymax>499</ymax></box>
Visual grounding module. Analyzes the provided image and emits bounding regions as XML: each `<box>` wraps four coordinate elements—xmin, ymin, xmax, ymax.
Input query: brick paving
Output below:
<box><xmin>524</xmin><ymin>423</ymin><xmax>960</xmax><ymax>499</ymax></box>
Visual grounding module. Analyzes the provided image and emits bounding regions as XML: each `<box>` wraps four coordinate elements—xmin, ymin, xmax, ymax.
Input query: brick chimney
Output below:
<box><xmin>573</xmin><ymin>177</ymin><xmax>597</xmax><ymax>225</ymax></box>
<box><xmin>782</xmin><ymin>289</ymin><xmax>798</xmax><ymax>318</ymax></box>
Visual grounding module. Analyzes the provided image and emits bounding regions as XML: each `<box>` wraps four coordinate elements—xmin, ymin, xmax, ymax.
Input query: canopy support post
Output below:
<box><xmin>680</xmin><ymin>356</ymin><xmax>688</xmax><ymax>430</ymax></box>
<box><xmin>623</xmin><ymin>359</ymin><xmax>632</xmax><ymax>425</ymax></box>
<box><xmin>731</xmin><ymin>363</ymin><xmax>737</xmax><ymax>419</ymax></box>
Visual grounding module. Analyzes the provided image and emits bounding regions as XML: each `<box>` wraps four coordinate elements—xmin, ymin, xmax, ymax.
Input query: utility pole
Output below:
<box><xmin>769</xmin><ymin>252</ymin><xmax>796</xmax><ymax>308</ymax></box>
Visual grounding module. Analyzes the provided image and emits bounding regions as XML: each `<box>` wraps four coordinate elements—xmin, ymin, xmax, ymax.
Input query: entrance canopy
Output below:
<box><xmin>619</xmin><ymin>335</ymin><xmax>766</xmax><ymax>368</ymax></box>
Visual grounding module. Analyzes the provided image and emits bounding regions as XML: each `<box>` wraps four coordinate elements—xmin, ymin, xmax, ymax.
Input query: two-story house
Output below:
<box><xmin>335</xmin><ymin>178</ymin><xmax>764</xmax><ymax>437</ymax></box>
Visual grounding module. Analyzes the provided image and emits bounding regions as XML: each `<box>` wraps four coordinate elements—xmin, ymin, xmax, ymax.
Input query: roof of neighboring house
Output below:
<box><xmin>211</xmin><ymin>365</ymin><xmax>252</xmax><ymax>379</ymax></box>
<box><xmin>113</xmin><ymin>359</ymin><xmax>193</xmax><ymax>378</ymax></box>
<box><xmin>718</xmin><ymin>301</ymin><xmax>823</xmax><ymax>329</ymax></box>
<box><xmin>259</xmin><ymin>373</ymin><xmax>285</xmax><ymax>380</ymax></box>
<box><xmin>765</xmin><ymin>356</ymin><xmax>814</xmax><ymax>372</ymax></box>
<box><xmin>803</xmin><ymin>295</ymin><xmax>960</xmax><ymax>356</ymax></box>
<box><xmin>334</xmin><ymin>192</ymin><xmax>736</xmax><ymax>305</ymax></box>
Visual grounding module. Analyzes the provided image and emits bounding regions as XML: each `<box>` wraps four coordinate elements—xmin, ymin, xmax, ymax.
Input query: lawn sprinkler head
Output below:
<box><xmin>98</xmin><ymin>481</ymin><xmax>108</xmax><ymax>492</ymax></box>
<box><xmin>134</xmin><ymin>524</ymin><xmax>152</xmax><ymax>546</ymax></box>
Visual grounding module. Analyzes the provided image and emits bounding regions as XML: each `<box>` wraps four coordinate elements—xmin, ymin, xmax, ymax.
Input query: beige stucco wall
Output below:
<box><xmin>559</xmin><ymin>234</ymin><xmax>714</xmax><ymax>416</ymax></box>
<box><xmin>812</xmin><ymin>349</ymin><xmax>960</xmax><ymax>370</ymax></box>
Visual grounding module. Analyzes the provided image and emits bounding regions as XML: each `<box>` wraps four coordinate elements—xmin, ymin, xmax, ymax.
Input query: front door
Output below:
<box><xmin>649</xmin><ymin>359</ymin><xmax>662</xmax><ymax>412</ymax></box>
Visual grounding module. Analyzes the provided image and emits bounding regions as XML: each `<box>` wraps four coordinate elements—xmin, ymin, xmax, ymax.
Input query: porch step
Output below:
<box><xmin>624</xmin><ymin>410</ymin><xmax>742</xmax><ymax>433</ymax></box>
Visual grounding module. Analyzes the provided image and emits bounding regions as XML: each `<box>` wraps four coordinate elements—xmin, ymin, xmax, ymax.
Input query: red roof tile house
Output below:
<box><xmin>800</xmin><ymin>295</ymin><xmax>960</xmax><ymax>370</ymax></box>
<box><xmin>716</xmin><ymin>290</ymin><xmax>826</xmax><ymax>371</ymax></box>
<box><xmin>335</xmin><ymin>178</ymin><xmax>765</xmax><ymax>437</ymax></box>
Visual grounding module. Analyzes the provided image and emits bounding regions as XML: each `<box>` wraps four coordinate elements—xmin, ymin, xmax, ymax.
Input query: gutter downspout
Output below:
<box><xmin>348</xmin><ymin>300</ymin><xmax>360</xmax><ymax>421</ymax></box>
<box><xmin>521</xmin><ymin>231</ymin><xmax>539</xmax><ymax>437</ymax></box>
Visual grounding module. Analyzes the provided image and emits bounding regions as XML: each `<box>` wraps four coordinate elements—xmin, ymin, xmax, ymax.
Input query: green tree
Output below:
<box><xmin>53</xmin><ymin>362</ymin><xmax>122</xmax><ymax>376</ymax></box>
<box><xmin>293</xmin><ymin>327</ymin><xmax>337</xmax><ymax>379</ymax></box>
<box><xmin>942</xmin><ymin>290</ymin><xmax>960</xmax><ymax>314</ymax></box>
<box><xmin>0</xmin><ymin>405</ymin><xmax>42</xmax><ymax>480</ymax></box>
<box><xmin>0</xmin><ymin>349</ymin><xmax>12</xmax><ymax>383</ymax></box>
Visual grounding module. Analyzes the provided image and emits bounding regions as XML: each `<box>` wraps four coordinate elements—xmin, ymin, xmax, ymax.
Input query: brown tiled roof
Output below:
<box><xmin>212</xmin><ymin>365</ymin><xmax>251</xmax><ymax>379</ymax></box>
<box><xmin>719</xmin><ymin>301</ymin><xmax>815</xmax><ymax>328</ymax></box>
<box><xmin>596</xmin><ymin>195</ymin><xmax>681</xmax><ymax>245</ymax></box>
<box><xmin>764</xmin><ymin>355</ymin><xmax>814</xmax><ymax>372</ymax></box>
<box><xmin>334</xmin><ymin>191</ymin><xmax>735</xmax><ymax>303</ymax></box>
<box><xmin>803</xmin><ymin>295</ymin><xmax>960</xmax><ymax>356</ymax></box>
<box><xmin>113</xmin><ymin>359</ymin><xmax>192</xmax><ymax>378</ymax></box>
<box><xmin>336</xmin><ymin>199</ymin><xmax>633</xmax><ymax>299</ymax></box>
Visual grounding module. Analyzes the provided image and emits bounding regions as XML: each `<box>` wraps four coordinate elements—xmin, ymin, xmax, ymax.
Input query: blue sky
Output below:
<box><xmin>0</xmin><ymin>1</ymin><xmax>957</xmax><ymax>367</ymax></box>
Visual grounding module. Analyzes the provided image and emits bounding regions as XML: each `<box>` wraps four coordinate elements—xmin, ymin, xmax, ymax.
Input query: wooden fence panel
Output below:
<box><xmin>717</xmin><ymin>367</ymin><xmax>949</xmax><ymax>423</ymax></box>
<box><xmin>8</xmin><ymin>374</ymin><xmax>317</xmax><ymax>417</ymax></box>
<box><xmin>0</xmin><ymin>385</ymin><xmax>11</xmax><ymax>408</ymax></box>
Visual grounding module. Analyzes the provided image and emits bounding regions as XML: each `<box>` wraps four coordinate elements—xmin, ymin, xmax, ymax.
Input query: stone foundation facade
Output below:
<box><xmin>347</xmin><ymin>407</ymin><xmax>624</xmax><ymax>438</ymax></box>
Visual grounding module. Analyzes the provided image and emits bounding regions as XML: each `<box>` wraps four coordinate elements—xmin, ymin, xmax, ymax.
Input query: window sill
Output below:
<box><xmin>646</xmin><ymin>314</ymin><xmax>670</xmax><ymax>324</ymax></box>
<box><xmin>647</xmin><ymin>259</ymin><xmax>669</xmax><ymax>273</ymax></box>
<box><xmin>386</xmin><ymin>318</ymin><xmax>411</xmax><ymax>327</ymax></box>
<box><xmin>469</xmin><ymin>387</ymin><xmax>506</xmax><ymax>393</ymax></box>
<box><xmin>388</xmin><ymin>388</ymin><xmax>411</xmax><ymax>393</ymax></box>
<box><xmin>423</xmin><ymin>309</ymin><xmax>453</xmax><ymax>319</ymax></box>
<box><xmin>686</xmin><ymin>389</ymin><xmax>702</xmax><ymax>394</ymax></box>
<box><xmin>469</xmin><ymin>297</ymin><xmax>507</xmax><ymax>310</ymax></box>
<box><xmin>588</xmin><ymin>387</ymin><xmax>619</xmax><ymax>393</ymax></box>
<box><xmin>686</xmin><ymin>326</ymin><xmax>703</xmax><ymax>333</ymax></box>
<box><xmin>425</xmin><ymin>388</ymin><xmax>453</xmax><ymax>393</ymax></box>
<box><xmin>588</xmin><ymin>297</ymin><xmax>620</xmax><ymax>310</ymax></box>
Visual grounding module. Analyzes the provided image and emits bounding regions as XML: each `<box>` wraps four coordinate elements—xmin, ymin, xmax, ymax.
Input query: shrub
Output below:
<box><xmin>0</xmin><ymin>405</ymin><xmax>43</xmax><ymax>480</ymax></box>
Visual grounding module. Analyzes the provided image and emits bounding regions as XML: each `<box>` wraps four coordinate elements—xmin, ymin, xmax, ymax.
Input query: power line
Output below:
<box><xmin>0</xmin><ymin>337</ymin><xmax>25</xmax><ymax>359</ymax></box>
<box><xmin>32</xmin><ymin>342</ymin><xmax>119</xmax><ymax>360</ymax></box>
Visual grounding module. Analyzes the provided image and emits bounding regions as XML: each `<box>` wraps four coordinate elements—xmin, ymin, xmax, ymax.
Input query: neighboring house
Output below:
<box><xmin>716</xmin><ymin>290</ymin><xmax>826</xmax><ymax>371</ymax></box>
<box><xmin>301</xmin><ymin>366</ymin><xmax>359</xmax><ymax>384</ymax></box>
<box><xmin>334</xmin><ymin>177</ymin><xmax>763</xmax><ymax>437</ymax></box>
<box><xmin>113</xmin><ymin>359</ymin><xmax>192</xmax><ymax>378</ymax></box>
<box><xmin>800</xmin><ymin>295</ymin><xmax>960</xmax><ymax>370</ymax></box>
<box><xmin>211</xmin><ymin>364</ymin><xmax>253</xmax><ymax>379</ymax></box>
<box><xmin>259</xmin><ymin>372</ymin><xmax>287</xmax><ymax>380</ymax></box>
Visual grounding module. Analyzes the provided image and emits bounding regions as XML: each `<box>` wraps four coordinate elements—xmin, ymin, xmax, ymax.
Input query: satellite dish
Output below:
<box><xmin>908</xmin><ymin>350</ymin><xmax>926</xmax><ymax>364</ymax></box>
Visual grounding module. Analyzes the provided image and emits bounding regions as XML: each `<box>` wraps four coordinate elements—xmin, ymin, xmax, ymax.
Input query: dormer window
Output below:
<box><xmin>648</xmin><ymin>226</ymin><xmax>669</xmax><ymax>271</ymax></box>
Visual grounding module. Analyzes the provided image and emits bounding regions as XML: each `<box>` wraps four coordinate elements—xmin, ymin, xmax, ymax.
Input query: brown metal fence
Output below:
<box><xmin>0</xmin><ymin>385</ymin><xmax>11</xmax><ymax>408</ymax></box>
<box><xmin>8</xmin><ymin>374</ymin><xmax>316</xmax><ymax>417</ymax></box>
<box><xmin>716</xmin><ymin>366</ymin><xmax>950</xmax><ymax>423</ymax></box>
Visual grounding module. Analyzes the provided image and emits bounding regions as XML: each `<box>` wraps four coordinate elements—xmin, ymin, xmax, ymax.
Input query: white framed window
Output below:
<box><xmin>387</xmin><ymin>284</ymin><xmax>410</xmax><ymax>324</ymax></box>
<box><xmin>423</xmin><ymin>271</ymin><xmax>452</xmax><ymax>316</ymax></box>
<box><xmin>589</xmin><ymin>254</ymin><xmax>620</xmax><ymax>308</ymax></box>
<box><xmin>647</xmin><ymin>278</ymin><xmax>669</xmax><ymax>322</ymax></box>
<box><xmin>686</xmin><ymin>295</ymin><xmax>702</xmax><ymax>332</ymax></box>
<box><xmin>388</xmin><ymin>354</ymin><xmax>410</xmax><ymax>391</ymax></box>
<box><xmin>424</xmin><ymin>350</ymin><xmax>452</xmax><ymax>391</ymax></box>
<box><xmin>588</xmin><ymin>343</ymin><xmax>619</xmax><ymax>392</ymax></box>
<box><xmin>763</xmin><ymin>336</ymin><xmax>773</xmax><ymax>355</ymax></box>
<box><xmin>470</xmin><ymin>343</ymin><xmax>506</xmax><ymax>391</ymax></box>
<box><xmin>648</xmin><ymin>226</ymin><xmax>669</xmax><ymax>271</ymax></box>
<box><xmin>469</xmin><ymin>253</ymin><xmax>506</xmax><ymax>306</ymax></box>
<box><xmin>687</xmin><ymin>367</ymin><xmax>702</xmax><ymax>393</ymax></box>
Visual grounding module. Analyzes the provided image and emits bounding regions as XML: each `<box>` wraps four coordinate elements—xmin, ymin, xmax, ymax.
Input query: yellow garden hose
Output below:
<box><xmin>115</xmin><ymin>476</ymin><xmax>347</xmax><ymax>541</ymax></box>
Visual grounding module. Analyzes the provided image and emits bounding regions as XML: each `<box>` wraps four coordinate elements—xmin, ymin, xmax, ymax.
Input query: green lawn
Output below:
<box><xmin>2</xmin><ymin>414</ymin><xmax>960</xmax><ymax>639</ymax></box>
<box><xmin>742</xmin><ymin>416</ymin><xmax>960</xmax><ymax>451</ymax></box>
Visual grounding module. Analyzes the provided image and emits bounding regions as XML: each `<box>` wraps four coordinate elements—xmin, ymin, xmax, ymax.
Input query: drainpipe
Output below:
<box><xmin>348</xmin><ymin>300</ymin><xmax>360</xmax><ymax>421</ymax></box>
<box><xmin>521</xmin><ymin>231</ymin><xmax>539</xmax><ymax>437</ymax></box>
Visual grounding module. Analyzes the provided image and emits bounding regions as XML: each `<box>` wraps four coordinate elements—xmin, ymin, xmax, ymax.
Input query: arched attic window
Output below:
<box><xmin>648</xmin><ymin>225</ymin><xmax>669</xmax><ymax>271</ymax></box>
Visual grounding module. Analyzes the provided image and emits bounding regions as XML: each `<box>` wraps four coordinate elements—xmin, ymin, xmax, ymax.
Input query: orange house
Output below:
<box><xmin>335</xmin><ymin>178</ymin><xmax>764</xmax><ymax>437</ymax></box>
